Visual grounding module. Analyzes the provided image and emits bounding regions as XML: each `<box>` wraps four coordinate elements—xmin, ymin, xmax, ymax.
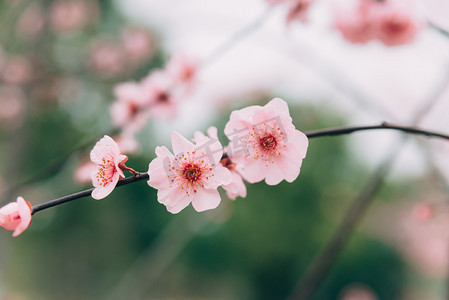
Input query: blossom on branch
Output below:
<box><xmin>0</xmin><ymin>197</ymin><xmax>32</xmax><ymax>237</ymax></box>
<box><xmin>90</xmin><ymin>135</ymin><xmax>128</xmax><ymax>200</ymax></box>
<box><xmin>224</xmin><ymin>98</ymin><xmax>308</xmax><ymax>185</ymax></box>
<box><xmin>193</xmin><ymin>126</ymin><xmax>247</xmax><ymax>200</ymax></box>
<box><xmin>373</xmin><ymin>4</ymin><xmax>421</xmax><ymax>46</ymax></box>
<box><xmin>148</xmin><ymin>131</ymin><xmax>232</xmax><ymax>214</ymax></box>
<box><xmin>334</xmin><ymin>0</ymin><xmax>421</xmax><ymax>46</ymax></box>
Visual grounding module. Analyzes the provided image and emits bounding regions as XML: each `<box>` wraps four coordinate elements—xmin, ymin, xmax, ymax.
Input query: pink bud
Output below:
<box><xmin>0</xmin><ymin>197</ymin><xmax>32</xmax><ymax>237</ymax></box>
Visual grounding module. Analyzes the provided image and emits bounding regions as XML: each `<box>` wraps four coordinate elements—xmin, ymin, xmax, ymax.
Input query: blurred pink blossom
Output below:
<box><xmin>49</xmin><ymin>0</ymin><xmax>98</xmax><ymax>33</ymax></box>
<box><xmin>121</xmin><ymin>27</ymin><xmax>156</xmax><ymax>65</ymax></box>
<box><xmin>17</xmin><ymin>3</ymin><xmax>45</xmax><ymax>40</ymax></box>
<box><xmin>116</xmin><ymin>132</ymin><xmax>140</xmax><ymax>154</ymax></box>
<box><xmin>372</xmin><ymin>4</ymin><xmax>421</xmax><ymax>46</ymax></box>
<box><xmin>147</xmin><ymin>131</ymin><xmax>232</xmax><ymax>214</ymax></box>
<box><xmin>286</xmin><ymin>0</ymin><xmax>314</xmax><ymax>24</ymax></box>
<box><xmin>90</xmin><ymin>135</ymin><xmax>128</xmax><ymax>200</ymax></box>
<box><xmin>0</xmin><ymin>55</ymin><xmax>33</xmax><ymax>85</ymax></box>
<box><xmin>0</xmin><ymin>87</ymin><xmax>26</xmax><ymax>130</ymax></box>
<box><xmin>334</xmin><ymin>0</ymin><xmax>377</xmax><ymax>44</ymax></box>
<box><xmin>340</xmin><ymin>284</ymin><xmax>378</xmax><ymax>300</ymax></box>
<box><xmin>74</xmin><ymin>160</ymin><xmax>96</xmax><ymax>185</ymax></box>
<box><xmin>224</xmin><ymin>98</ymin><xmax>308</xmax><ymax>185</ymax></box>
<box><xmin>110</xmin><ymin>82</ymin><xmax>148</xmax><ymax>128</ymax></box>
<box><xmin>165</xmin><ymin>54</ymin><xmax>199</xmax><ymax>87</ymax></box>
<box><xmin>0</xmin><ymin>196</ymin><xmax>32</xmax><ymax>237</ymax></box>
<box><xmin>87</xmin><ymin>38</ymin><xmax>126</xmax><ymax>78</ymax></box>
<box><xmin>334</xmin><ymin>0</ymin><xmax>421</xmax><ymax>46</ymax></box>
<box><xmin>141</xmin><ymin>70</ymin><xmax>179</xmax><ymax>118</ymax></box>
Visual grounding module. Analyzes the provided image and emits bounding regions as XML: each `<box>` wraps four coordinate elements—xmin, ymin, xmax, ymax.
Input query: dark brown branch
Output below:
<box><xmin>31</xmin><ymin>173</ymin><xmax>149</xmax><ymax>215</ymax></box>
<box><xmin>305</xmin><ymin>121</ymin><xmax>449</xmax><ymax>139</ymax></box>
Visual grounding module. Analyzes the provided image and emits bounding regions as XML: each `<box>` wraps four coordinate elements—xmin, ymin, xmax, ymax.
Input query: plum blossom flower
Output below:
<box><xmin>141</xmin><ymin>70</ymin><xmax>180</xmax><ymax>119</ymax></box>
<box><xmin>334</xmin><ymin>0</ymin><xmax>421</xmax><ymax>46</ymax></box>
<box><xmin>286</xmin><ymin>0</ymin><xmax>314</xmax><ymax>24</ymax></box>
<box><xmin>148</xmin><ymin>131</ymin><xmax>232</xmax><ymax>214</ymax></box>
<box><xmin>372</xmin><ymin>4</ymin><xmax>421</xmax><ymax>46</ymax></box>
<box><xmin>224</xmin><ymin>98</ymin><xmax>308</xmax><ymax>185</ymax></box>
<box><xmin>165</xmin><ymin>54</ymin><xmax>199</xmax><ymax>87</ymax></box>
<box><xmin>110</xmin><ymin>82</ymin><xmax>148</xmax><ymax>129</ymax></box>
<box><xmin>90</xmin><ymin>135</ymin><xmax>128</xmax><ymax>200</ymax></box>
<box><xmin>193</xmin><ymin>127</ymin><xmax>247</xmax><ymax>200</ymax></box>
<box><xmin>121</xmin><ymin>27</ymin><xmax>155</xmax><ymax>65</ymax></box>
<box><xmin>0</xmin><ymin>197</ymin><xmax>32</xmax><ymax>237</ymax></box>
<box><xmin>333</xmin><ymin>0</ymin><xmax>377</xmax><ymax>44</ymax></box>
<box><xmin>49</xmin><ymin>0</ymin><xmax>98</xmax><ymax>33</ymax></box>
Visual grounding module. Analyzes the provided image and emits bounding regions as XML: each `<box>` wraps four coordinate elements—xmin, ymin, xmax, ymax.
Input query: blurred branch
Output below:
<box><xmin>429</xmin><ymin>21</ymin><xmax>449</xmax><ymax>40</ymax></box>
<box><xmin>306</xmin><ymin>121</ymin><xmax>449</xmax><ymax>139</ymax></box>
<box><xmin>106</xmin><ymin>212</ymin><xmax>210</xmax><ymax>300</ymax></box>
<box><xmin>287</xmin><ymin>141</ymin><xmax>403</xmax><ymax>300</ymax></box>
<box><xmin>202</xmin><ymin>6</ymin><xmax>273</xmax><ymax>67</ymax></box>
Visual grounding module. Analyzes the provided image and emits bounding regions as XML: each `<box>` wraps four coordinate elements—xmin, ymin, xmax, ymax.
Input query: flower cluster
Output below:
<box><xmin>110</xmin><ymin>54</ymin><xmax>199</xmax><ymax>151</ymax></box>
<box><xmin>0</xmin><ymin>98</ymin><xmax>308</xmax><ymax>235</ymax></box>
<box><xmin>148</xmin><ymin>97</ymin><xmax>308</xmax><ymax>213</ymax></box>
<box><xmin>333</xmin><ymin>0</ymin><xmax>421</xmax><ymax>46</ymax></box>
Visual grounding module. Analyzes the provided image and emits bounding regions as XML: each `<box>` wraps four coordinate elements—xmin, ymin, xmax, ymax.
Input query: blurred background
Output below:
<box><xmin>1</xmin><ymin>0</ymin><xmax>449</xmax><ymax>299</ymax></box>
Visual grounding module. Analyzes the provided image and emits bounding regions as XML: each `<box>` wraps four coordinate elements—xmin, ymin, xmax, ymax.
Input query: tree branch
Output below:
<box><xmin>29</xmin><ymin>122</ymin><xmax>449</xmax><ymax>215</ymax></box>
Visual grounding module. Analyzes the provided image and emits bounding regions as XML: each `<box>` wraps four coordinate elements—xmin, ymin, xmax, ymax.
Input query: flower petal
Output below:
<box><xmin>191</xmin><ymin>188</ymin><xmax>221</xmax><ymax>212</ymax></box>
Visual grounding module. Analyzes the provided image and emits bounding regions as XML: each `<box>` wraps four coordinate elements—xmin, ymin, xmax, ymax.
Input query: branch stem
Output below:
<box><xmin>30</xmin><ymin>122</ymin><xmax>449</xmax><ymax>215</ymax></box>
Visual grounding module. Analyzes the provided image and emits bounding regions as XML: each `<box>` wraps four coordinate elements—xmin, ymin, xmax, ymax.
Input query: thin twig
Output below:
<box><xmin>286</xmin><ymin>142</ymin><xmax>403</xmax><ymax>300</ymax></box>
<box><xmin>31</xmin><ymin>173</ymin><xmax>149</xmax><ymax>215</ymax></box>
<box><xmin>429</xmin><ymin>21</ymin><xmax>449</xmax><ymax>40</ymax></box>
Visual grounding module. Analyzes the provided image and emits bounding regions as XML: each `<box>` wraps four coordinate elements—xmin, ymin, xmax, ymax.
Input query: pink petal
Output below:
<box><xmin>91</xmin><ymin>172</ymin><xmax>119</xmax><ymax>200</ymax></box>
<box><xmin>164</xmin><ymin>186</ymin><xmax>192</xmax><ymax>214</ymax></box>
<box><xmin>223</xmin><ymin>171</ymin><xmax>247</xmax><ymax>200</ymax></box>
<box><xmin>13</xmin><ymin>197</ymin><xmax>32</xmax><ymax>237</ymax></box>
<box><xmin>171</xmin><ymin>131</ymin><xmax>194</xmax><ymax>154</ymax></box>
<box><xmin>203</xmin><ymin>165</ymin><xmax>232</xmax><ymax>189</ymax></box>
<box><xmin>191</xmin><ymin>188</ymin><xmax>221</xmax><ymax>212</ymax></box>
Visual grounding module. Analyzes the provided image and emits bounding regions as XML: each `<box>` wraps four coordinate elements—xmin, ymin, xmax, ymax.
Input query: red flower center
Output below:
<box><xmin>97</xmin><ymin>156</ymin><xmax>116</xmax><ymax>187</ymax></box>
<box><xmin>260</xmin><ymin>135</ymin><xmax>277</xmax><ymax>151</ymax></box>
<box><xmin>182</xmin><ymin>163</ymin><xmax>202</xmax><ymax>184</ymax></box>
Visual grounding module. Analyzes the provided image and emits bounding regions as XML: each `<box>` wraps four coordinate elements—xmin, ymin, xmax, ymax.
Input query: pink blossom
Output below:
<box><xmin>0</xmin><ymin>197</ymin><xmax>32</xmax><ymax>237</ymax></box>
<box><xmin>87</xmin><ymin>38</ymin><xmax>126</xmax><ymax>78</ymax></box>
<box><xmin>333</xmin><ymin>0</ymin><xmax>377</xmax><ymax>44</ymax></box>
<box><xmin>0</xmin><ymin>87</ymin><xmax>25</xmax><ymax>131</ymax></box>
<box><xmin>110</xmin><ymin>82</ymin><xmax>148</xmax><ymax>128</ymax></box>
<box><xmin>74</xmin><ymin>160</ymin><xmax>96</xmax><ymax>185</ymax></box>
<box><xmin>372</xmin><ymin>4</ymin><xmax>421</xmax><ymax>46</ymax></box>
<box><xmin>141</xmin><ymin>70</ymin><xmax>179</xmax><ymax>119</ymax></box>
<box><xmin>49</xmin><ymin>0</ymin><xmax>98</xmax><ymax>33</ymax></box>
<box><xmin>165</xmin><ymin>54</ymin><xmax>199</xmax><ymax>86</ymax></box>
<box><xmin>0</xmin><ymin>55</ymin><xmax>33</xmax><ymax>85</ymax></box>
<box><xmin>224</xmin><ymin>98</ymin><xmax>308</xmax><ymax>185</ymax></box>
<box><xmin>193</xmin><ymin>127</ymin><xmax>247</xmax><ymax>200</ymax></box>
<box><xmin>121</xmin><ymin>27</ymin><xmax>155</xmax><ymax>65</ymax></box>
<box><xmin>286</xmin><ymin>0</ymin><xmax>314</xmax><ymax>24</ymax></box>
<box><xmin>220</xmin><ymin>157</ymin><xmax>247</xmax><ymax>200</ymax></box>
<box><xmin>17</xmin><ymin>3</ymin><xmax>45</xmax><ymax>40</ymax></box>
<box><xmin>90</xmin><ymin>135</ymin><xmax>128</xmax><ymax>200</ymax></box>
<box><xmin>148</xmin><ymin>131</ymin><xmax>232</xmax><ymax>214</ymax></box>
